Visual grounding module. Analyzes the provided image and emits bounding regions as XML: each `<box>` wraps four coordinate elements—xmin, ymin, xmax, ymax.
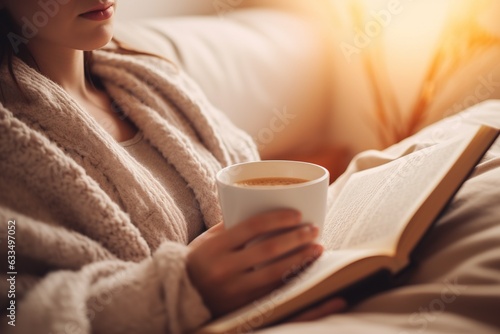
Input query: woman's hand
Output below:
<box><xmin>187</xmin><ymin>209</ymin><xmax>323</xmax><ymax>317</ymax></box>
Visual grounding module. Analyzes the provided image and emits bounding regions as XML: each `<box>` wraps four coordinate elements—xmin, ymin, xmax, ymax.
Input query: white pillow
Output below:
<box><xmin>114</xmin><ymin>9</ymin><xmax>331</xmax><ymax>158</ymax></box>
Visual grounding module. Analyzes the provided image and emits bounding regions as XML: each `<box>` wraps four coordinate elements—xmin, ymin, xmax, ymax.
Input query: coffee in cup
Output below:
<box><xmin>216</xmin><ymin>160</ymin><xmax>329</xmax><ymax>233</ymax></box>
<box><xmin>235</xmin><ymin>177</ymin><xmax>309</xmax><ymax>187</ymax></box>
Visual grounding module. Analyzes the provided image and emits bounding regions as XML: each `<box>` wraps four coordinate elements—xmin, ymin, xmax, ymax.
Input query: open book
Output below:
<box><xmin>197</xmin><ymin>124</ymin><xmax>499</xmax><ymax>334</ymax></box>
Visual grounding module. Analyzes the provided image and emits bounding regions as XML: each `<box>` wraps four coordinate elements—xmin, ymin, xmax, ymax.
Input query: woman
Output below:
<box><xmin>0</xmin><ymin>1</ymin><xmax>345</xmax><ymax>333</ymax></box>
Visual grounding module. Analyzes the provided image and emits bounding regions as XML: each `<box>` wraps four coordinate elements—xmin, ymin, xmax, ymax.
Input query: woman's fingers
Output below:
<box><xmin>228</xmin><ymin>223</ymin><xmax>320</xmax><ymax>272</ymax></box>
<box><xmin>240</xmin><ymin>243</ymin><xmax>323</xmax><ymax>290</ymax></box>
<box><xmin>194</xmin><ymin>210</ymin><xmax>305</xmax><ymax>256</ymax></box>
<box><xmin>212</xmin><ymin>243</ymin><xmax>323</xmax><ymax>314</ymax></box>
<box><xmin>188</xmin><ymin>210</ymin><xmax>310</xmax><ymax>287</ymax></box>
<box><xmin>187</xmin><ymin>209</ymin><xmax>326</xmax><ymax>318</ymax></box>
<box><xmin>213</xmin><ymin>209</ymin><xmax>303</xmax><ymax>251</ymax></box>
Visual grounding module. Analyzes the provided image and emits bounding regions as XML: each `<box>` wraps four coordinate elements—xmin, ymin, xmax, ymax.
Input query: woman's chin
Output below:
<box><xmin>80</xmin><ymin>33</ymin><xmax>114</xmax><ymax>51</ymax></box>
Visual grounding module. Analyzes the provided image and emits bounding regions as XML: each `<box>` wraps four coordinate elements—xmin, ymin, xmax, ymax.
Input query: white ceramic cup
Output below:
<box><xmin>216</xmin><ymin>160</ymin><xmax>330</xmax><ymax>233</ymax></box>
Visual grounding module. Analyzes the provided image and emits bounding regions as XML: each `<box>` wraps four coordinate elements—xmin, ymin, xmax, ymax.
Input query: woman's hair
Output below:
<box><xmin>0</xmin><ymin>8</ymin><xmax>24</xmax><ymax>95</ymax></box>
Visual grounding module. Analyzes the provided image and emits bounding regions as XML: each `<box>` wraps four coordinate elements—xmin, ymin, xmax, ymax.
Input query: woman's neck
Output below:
<box><xmin>24</xmin><ymin>41</ymin><xmax>91</xmax><ymax>98</ymax></box>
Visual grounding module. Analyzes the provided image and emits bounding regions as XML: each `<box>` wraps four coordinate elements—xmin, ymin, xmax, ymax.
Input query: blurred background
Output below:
<box><xmin>116</xmin><ymin>0</ymin><xmax>500</xmax><ymax>180</ymax></box>
<box><xmin>326</xmin><ymin>0</ymin><xmax>500</xmax><ymax>154</ymax></box>
<box><xmin>117</xmin><ymin>1</ymin><xmax>214</xmax><ymax>18</ymax></box>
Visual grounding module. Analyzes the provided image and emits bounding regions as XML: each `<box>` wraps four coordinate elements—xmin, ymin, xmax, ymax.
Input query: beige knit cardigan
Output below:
<box><xmin>0</xmin><ymin>50</ymin><xmax>259</xmax><ymax>334</ymax></box>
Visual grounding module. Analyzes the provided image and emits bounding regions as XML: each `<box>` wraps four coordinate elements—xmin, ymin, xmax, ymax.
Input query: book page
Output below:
<box><xmin>274</xmin><ymin>249</ymin><xmax>373</xmax><ymax>297</ymax></box>
<box><xmin>322</xmin><ymin>136</ymin><xmax>468</xmax><ymax>252</ymax></box>
<box><xmin>207</xmin><ymin>249</ymin><xmax>374</xmax><ymax>332</ymax></box>
<box><xmin>273</xmin><ymin>132</ymin><xmax>477</xmax><ymax>311</ymax></box>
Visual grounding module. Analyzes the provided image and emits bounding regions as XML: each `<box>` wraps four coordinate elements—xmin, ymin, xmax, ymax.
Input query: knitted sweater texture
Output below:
<box><xmin>0</xmin><ymin>50</ymin><xmax>259</xmax><ymax>334</ymax></box>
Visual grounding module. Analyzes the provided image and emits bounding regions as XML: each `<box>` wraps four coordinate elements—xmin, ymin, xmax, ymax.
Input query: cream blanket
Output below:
<box><xmin>0</xmin><ymin>51</ymin><xmax>258</xmax><ymax>334</ymax></box>
<box><xmin>262</xmin><ymin>102</ymin><xmax>500</xmax><ymax>334</ymax></box>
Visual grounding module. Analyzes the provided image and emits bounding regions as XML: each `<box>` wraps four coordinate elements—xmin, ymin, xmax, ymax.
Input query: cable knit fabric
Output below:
<box><xmin>0</xmin><ymin>50</ymin><xmax>259</xmax><ymax>334</ymax></box>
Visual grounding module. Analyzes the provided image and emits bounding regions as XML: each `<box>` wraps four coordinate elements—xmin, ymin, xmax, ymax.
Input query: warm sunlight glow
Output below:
<box><xmin>330</xmin><ymin>0</ymin><xmax>500</xmax><ymax>146</ymax></box>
